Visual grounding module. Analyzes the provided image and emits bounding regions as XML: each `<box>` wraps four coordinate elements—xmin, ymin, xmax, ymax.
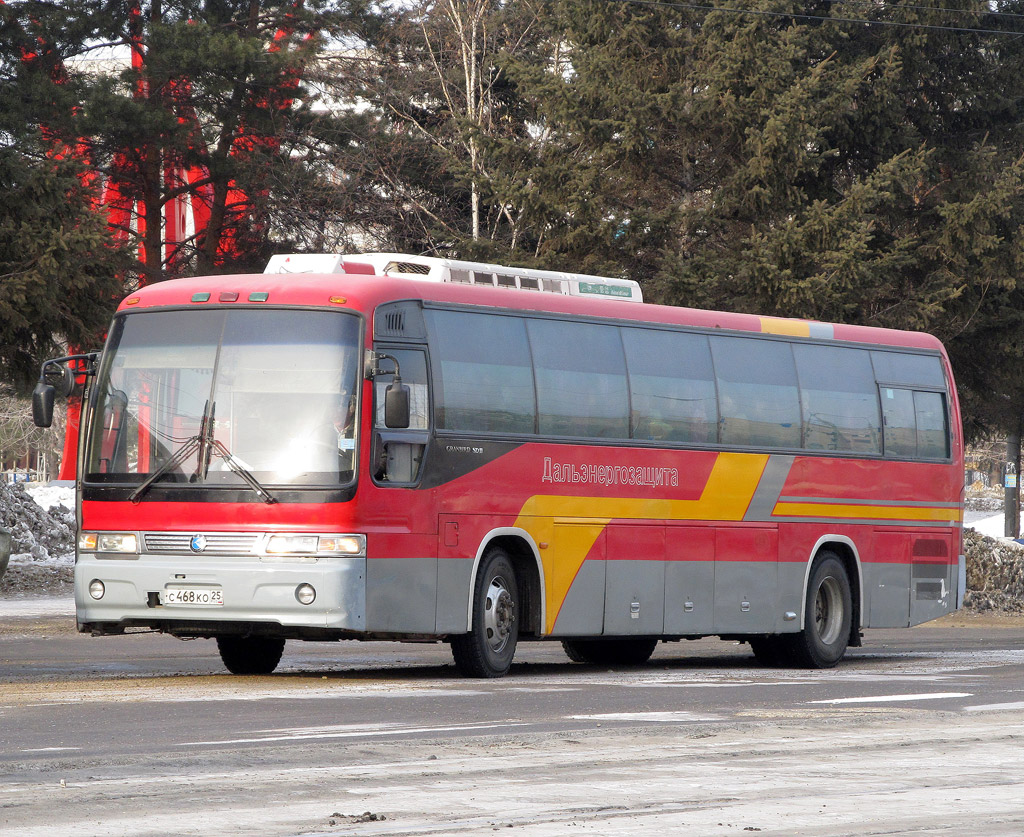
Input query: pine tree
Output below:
<box><xmin>0</xmin><ymin>144</ymin><xmax>127</xmax><ymax>388</ymax></box>
<box><xmin>501</xmin><ymin>0</ymin><xmax>1024</xmax><ymax>436</ymax></box>
<box><xmin>3</xmin><ymin>1</ymin><xmax>369</xmax><ymax>283</ymax></box>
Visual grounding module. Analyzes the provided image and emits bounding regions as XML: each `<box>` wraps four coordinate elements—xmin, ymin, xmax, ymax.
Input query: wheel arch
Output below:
<box><xmin>465</xmin><ymin>528</ymin><xmax>545</xmax><ymax>637</ymax></box>
<box><xmin>801</xmin><ymin>535</ymin><xmax>863</xmax><ymax>637</ymax></box>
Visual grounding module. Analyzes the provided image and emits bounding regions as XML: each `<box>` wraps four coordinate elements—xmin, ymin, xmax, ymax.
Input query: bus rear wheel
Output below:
<box><xmin>561</xmin><ymin>638</ymin><xmax>658</xmax><ymax>666</ymax></box>
<box><xmin>788</xmin><ymin>552</ymin><xmax>852</xmax><ymax>668</ymax></box>
<box><xmin>451</xmin><ymin>547</ymin><xmax>519</xmax><ymax>678</ymax></box>
<box><xmin>216</xmin><ymin>635</ymin><xmax>286</xmax><ymax>675</ymax></box>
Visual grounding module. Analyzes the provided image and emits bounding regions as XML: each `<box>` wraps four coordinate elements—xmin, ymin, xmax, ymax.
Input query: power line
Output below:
<box><xmin>830</xmin><ymin>0</ymin><xmax>1024</xmax><ymax>22</ymax></box>
<box><xmin>606</xmin><ymin>0</ymin><xmax>1024</xmax><ymax>36</ymax></box>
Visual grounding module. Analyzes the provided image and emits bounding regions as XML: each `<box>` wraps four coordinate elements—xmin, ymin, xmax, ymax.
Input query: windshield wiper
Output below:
<box><xmin>204</xmin><ymin>438</ymin><xmax>277</xmax><ymax>504</ymax></box>
<box><xmin>128</xmin><ymin>433</ymin><xmax>202</xmax><ymax>504</ymax></box>
<box><xmin>129</xmin><ymin>401</ymin><xmax>277</xmax><ymax>505</ymax></box>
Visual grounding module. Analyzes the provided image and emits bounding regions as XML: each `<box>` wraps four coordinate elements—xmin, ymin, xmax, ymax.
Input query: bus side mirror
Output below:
<box><xmin>33</xmin><ymin>382</ymin><xmax>56</xmax><ymax>428</ymax></box>
<box><xmin>385</xmin><ymin>383</ymin><xmax>411</xmax><ymax>429</ymax></box>
<box><xmin>55</xmin><ymin>363</ymin><xmax>76</xmax><ymax>397</ymax></box>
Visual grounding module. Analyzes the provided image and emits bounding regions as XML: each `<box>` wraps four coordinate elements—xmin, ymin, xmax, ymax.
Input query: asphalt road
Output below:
<box><xmin>2</xmin><ymin>600</ymin><xmax>1023</xmax><ymax>836</ymax></box>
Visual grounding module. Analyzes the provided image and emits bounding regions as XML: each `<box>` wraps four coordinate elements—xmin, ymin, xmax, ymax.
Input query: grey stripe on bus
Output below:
<box><xmin>744</xmin><ymin>454</ymin><xmax>795</xmax><ymax>522</ymax></box>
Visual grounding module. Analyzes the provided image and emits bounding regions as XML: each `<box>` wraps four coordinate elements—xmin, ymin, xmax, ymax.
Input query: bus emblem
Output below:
<box><xmin>190</xmin><ymin>534</ymin><xmax>208</xmax><ymax>553</ymax></box>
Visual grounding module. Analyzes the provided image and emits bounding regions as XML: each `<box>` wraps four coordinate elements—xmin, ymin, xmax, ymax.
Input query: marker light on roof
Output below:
<box><xmin>219</xmin><ymin>292</ymin><xmax>239</xmax><ymax>302</ymax></box>
<box><xmin>249</xmin><ymin>292</ymin><xmax>270</xmax><ymax>302</ymax></box>
<box><xmin>191</xmin><ymin>292</ymin><xmax>211</xmax><ymax>303</ymax></box>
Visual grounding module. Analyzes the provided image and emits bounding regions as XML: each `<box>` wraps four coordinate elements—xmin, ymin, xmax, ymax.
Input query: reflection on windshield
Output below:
<box><xmin>86</xmin><ymin>309</ymin><xmax>361</xmax><ymax>488</ymax></box>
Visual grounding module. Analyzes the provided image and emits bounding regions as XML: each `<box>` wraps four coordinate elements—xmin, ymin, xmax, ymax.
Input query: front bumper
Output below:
<box><xmin>74</xmin><ymin>552</ymin><xmax>366</xmax><ymax>635</ymax></box>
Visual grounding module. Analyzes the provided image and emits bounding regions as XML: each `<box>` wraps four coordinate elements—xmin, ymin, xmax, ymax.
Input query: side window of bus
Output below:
<box><xmin>871</xmin><ymin>351</ymin><xmax>945</xmax><ymax>388</ymax></box>
<box><xmin>621</xmin><ymin>329</ymin><xmax>717</xmax><ymax>443</ymax></box>
<box><xmin>526</xmin><ymin>318</ymin><xmax>629</xmax><ymax>439</ymax></box>
<box><xmin>880</xmin><ymin>387</ymin><xmax>918</xmax><ymax>458</ymax></box>
<box><xmin>872</xmin><ymin>350</ymin><xmax>950</xmax><ymax>460</ymax></box>
<box><xmin>793</xmin><ymin>344</ymin><xmax>881</xmax><ymax>454</ymax></box>
<box><xmin>426</xmin><ymin>310</ymin><xmax>536</xmax><ymax>434</ymax></box>
<box><xmin>373</xmin><ymin>349</ymin><xmax>429</xmax><ymax>484</ymax></box>
<box><xmin>882</xmin><ymin>387</ymin><xmax>949</xmax><ymax>460</ymax></box>
<box><xmin>915</xmin><ymin>391</ymin><xmax>950</xmax><ymax>459</ymax></box>
<box><xmin>711</xmin><ymin>336</ymin><xmax>801</xmax><ymax>449</ymax></box>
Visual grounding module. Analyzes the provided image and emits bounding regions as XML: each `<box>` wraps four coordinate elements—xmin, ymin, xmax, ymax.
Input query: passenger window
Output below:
<box><xmin>622</xmin><ymin>329</ymin><xmax>717</xmax><ymax>444</ymax></box>
<box><xmin>914</xmin><ymin>391</ymin><xmax>949</xmax><ymax>459</ymax></box>
<box><xmin>527</xmin><ymin>319</ymin><xmax>629</xmax><ymax>439</ymax></box>
<box><xmin>880</xmin><ymin>387</ymin><xmax>917</xmax><ymax>458</ymax></box>
<box><xmin>794</xmin><ymin>345</ymin><xmax>881</xmax><ymax>454</ymax></box>
<box><xmin>711</xmin><ymin>336</ymin><xmax>801</xmax><ymax>448</ymax></box>
<box><xmin>871</xmin><ymin>351</ymin><xmax>945</xmax><ymax>388</ymax></box>
<box><xmin>426</xmin><ymin>310</ymin><xmax>536</xmax><ymax>434</ymax></box>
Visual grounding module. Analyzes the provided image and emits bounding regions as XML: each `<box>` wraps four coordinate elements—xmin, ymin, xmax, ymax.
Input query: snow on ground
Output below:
<box><xmin>968</xmin><ymin>513</ymin><xmax>1022</xmax><ymax>541</ymax></box>
<box><xmin>0</xmin><ymin>596</ymin><xmax>75</xmax><ymax>618</ymax></box>
<box><xmin>2</xmin><ymin>481</ymin><xmax>76</xmax><ymax>598</ymax></box>
<box><xmin>23</xmin><ymin>482</ymin><xmax>75</xmax><ymax>512</ymax></box>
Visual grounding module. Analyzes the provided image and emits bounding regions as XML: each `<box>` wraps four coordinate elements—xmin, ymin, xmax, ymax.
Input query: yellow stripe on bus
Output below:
<box><xmin>772</xmin><ymin>501</ymin><xmax>962</xmax><ymax>524</ymax></box>
<box><xmin>513</xmin><ymin>452</ymin><xmax>770</xmax><ymax>633</ymax></box>
<box><xmin>759</xmin><ymin>317</ymin><xmax>811</xmax><ymax>337</ymax></box>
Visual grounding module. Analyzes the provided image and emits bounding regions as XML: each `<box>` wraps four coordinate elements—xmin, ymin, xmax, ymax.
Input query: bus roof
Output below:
<box><xmin>120</xmin><ymin>255</ymin><xmax>946</xmax><ymax>353</ymax></box>
<box><xmin>263</xmin><ymin>252</ymin><xmax>644</xmax><ymax>303</ymax></box>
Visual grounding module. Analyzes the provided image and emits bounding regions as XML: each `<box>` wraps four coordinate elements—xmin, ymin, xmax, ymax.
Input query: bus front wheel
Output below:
<box><xmin>451</xmin><ymin>547</ymin><xmax>519</xmax><ymax>678</ymax></box>
<box><xmin>789</xmin><ymin>552</ymin><xmax>852</xmax><ymax>668</ymax></box>
<box><xmin>216</xmin><ymin>635</ymin><xmax>286</xmax><ymax>675</ymax></box>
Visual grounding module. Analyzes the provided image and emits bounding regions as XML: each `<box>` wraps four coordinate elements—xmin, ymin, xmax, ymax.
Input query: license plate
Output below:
<box><xmin>163</xmin><ymin>587</ymin><xmax>223</xmax><ymax>606</ymax></box>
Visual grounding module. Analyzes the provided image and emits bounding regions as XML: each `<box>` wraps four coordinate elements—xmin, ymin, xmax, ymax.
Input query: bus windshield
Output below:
<box><xmin>85</xmin><ymin>308</ymin><xmax>362</xmax><ymax>489</ymax></box>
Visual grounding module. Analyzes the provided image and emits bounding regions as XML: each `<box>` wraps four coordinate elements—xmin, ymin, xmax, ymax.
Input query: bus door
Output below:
<box><xmin>367</xmin><ymin>347</ymin><xmax>436</xmax><ymax>634</ymax></box>
<box><xmin>664</xmin><ymin>525</ymin><xmax>715</xmax><ymax>634</ymax></box>
<box><xmin>713</xmin><ymin>527</ymin><xmax>779</xmax><ymax>633</ymax></box>
<box><xmin>603</xmin><ymin>524</ymin><xmax>665</xmax><ymax>635</ymax></box>
<box><xmin>547</xmin><ymin>518</ymin><xmax>606</xmax><ymax>636</ymax></box>
<box><xmin>909</xmin><ymin>534</ymin><xmax>955</xmax><ymax>626</ymax></box>
<box><xmin>869</xmin><ymin>531</ymin><xmax>912</xmax><ymax>627</ymax></box>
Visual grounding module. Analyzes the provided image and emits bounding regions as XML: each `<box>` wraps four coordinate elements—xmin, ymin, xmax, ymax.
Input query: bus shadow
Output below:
<box><xmin>270</xmin><ymin>644</ymin><xmax>918</xmax><ymax>682</ymax></box>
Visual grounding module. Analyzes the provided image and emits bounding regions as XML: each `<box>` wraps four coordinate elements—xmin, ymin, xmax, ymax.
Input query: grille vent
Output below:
<box><xmin>383</xmin><ymin>310</ymin><xmax>406</xmax><ymax>334</ymax></box>
<box><xmin>385</xmin><ymin>261</ymin><xmax>431</xmax><ymax>275</ymax></box>
<box><xmin>374</xmin><ymin>301</ymin><xmax>427</xmax><ymax>339</ymax></box>
<box><xmin>144</xmin><ymin>533</ymin><xmax>259</xmax><ymax>554</ymax></box>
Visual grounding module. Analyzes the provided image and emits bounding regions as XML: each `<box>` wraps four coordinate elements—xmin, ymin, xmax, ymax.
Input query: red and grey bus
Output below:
<box><xmin>33</xmin><ymin>253</ymin><xmax>965</xmax><ymax>677</ymax></box>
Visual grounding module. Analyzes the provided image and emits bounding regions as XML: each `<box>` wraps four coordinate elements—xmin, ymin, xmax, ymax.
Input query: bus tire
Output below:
<box><xmin>216</xmin><ymin>635</ymin><xmax>286</xmax><ymax>675</ymax></box>
<box><xmin>561</xmin><ymin>638</ymin><xmax>658</xmax><ymax>666</ymax></box>
<box><xmin>451</xmin><ymin>547</ymin><xmax>519</xmax><ymax>678</ymax></box>
<box><xmin>788</xmin><ymin>552</ymin><xmax>852</xmax><ymax>668</ymax></box>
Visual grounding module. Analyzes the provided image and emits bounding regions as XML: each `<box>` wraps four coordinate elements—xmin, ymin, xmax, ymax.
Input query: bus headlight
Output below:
<box><xmin>79</xmin><ymin>532</ymin><xmax>138</xmax><ymax>554</ymax></box>
<box><xmin>266</xmin><ymin>534</ymin><xmax>365</xmax><ymax>557</ymax></box>
<box><xmin>266</xmin><ymin>535</ymin><xmax>318</xmax><ymax>554</ymax></box>
<box><xmin>295</xmin><ymin>583</ymin><xmax>316</xmax><ymax>605</ymax></box>
<box><xmin>317</xmin><ymin>535</ymin><xmax>365</xmax><ymax>556</ymax></box>
<box><xmin>89</xmin><ymin>579</ymin><xmax>105</xmax><ymax>600</ymax></box>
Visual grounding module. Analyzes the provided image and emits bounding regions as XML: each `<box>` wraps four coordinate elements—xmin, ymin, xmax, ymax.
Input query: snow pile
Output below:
<box><xmin>967</xmin><ymin>513</ymin><xmax>1009</xmax><ymax>540</ymax></box>
<box><xmin>26</xmin><ymin>483</ymin><xmax>75</xmax><ymax>512</ymax></box>
<box><xmin>0</xmin><ymin>481</ymin><xmax>75</xmax><ymax>562</ymax></box>
<box><xmin>963</xmin><ymin>529</ymin><xmax>1024</xmax><ymax>614</ymax></box>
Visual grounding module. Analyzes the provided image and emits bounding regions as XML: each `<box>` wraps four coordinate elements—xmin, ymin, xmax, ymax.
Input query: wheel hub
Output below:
<box><xmin>814</xmin><ymin>576</ymin><xmax>843</xmax><ymax>646</ymax></box>
<box><xmin>483</xmin><ymin>575</ymin><xmax>514</xmax><ymax>653</ymax></box>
